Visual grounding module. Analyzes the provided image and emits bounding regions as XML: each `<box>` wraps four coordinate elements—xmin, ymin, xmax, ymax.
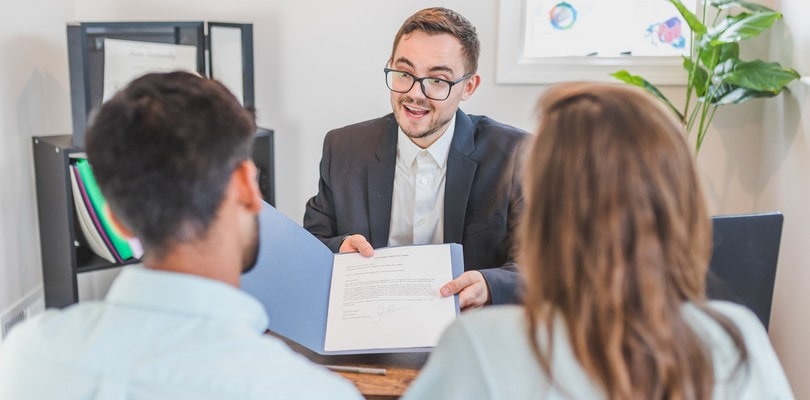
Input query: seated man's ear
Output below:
<box><xmin>232</xmin><ymin>160</ymin><xmax>263</xmax><ymax>213</ymax></box>
<box><xmin>460</xmin><ymin>74</ymin><xmax>481</xmax><ymax>101</ymax></box>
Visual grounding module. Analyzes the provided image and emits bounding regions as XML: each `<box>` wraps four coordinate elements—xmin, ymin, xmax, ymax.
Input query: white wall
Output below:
<box><xmin>1</xmin><ymin>0</ymin><xmax>807</xmax><ymax>397</ymax></box>
<box><xmin>0</xmin><ymin>0</ymin><xmax>73</xmax><ymax>324</ymax></box>
<box><xmin>692</xmin><ymin>2</ymin><xmax>810</xmax><ymax>396</ymax></box>
<box><xmin>73</xmin><ymin>0</ymin><xmax>545</xmax><ymax>222</ymax></box>
<box><xmin>756</xmin><ymin>1</ymin><xmax>810</xmax><ymax>398</ymax></box>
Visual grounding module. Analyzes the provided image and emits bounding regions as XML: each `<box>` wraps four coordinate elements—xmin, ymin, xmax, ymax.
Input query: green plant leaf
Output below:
<box><xmin>612</xmin><ymin>0</ymin><xmax>796</xmax><ymax>158</ymax></box>
<box><xmin>699</xmin><ymin>13</ymin><xmax>747</xmax><ymax>48</ymax></box>
<box><xmin>698</xmin><ymin>47</ymin><xmax>719</xmax><ymax>71</ymax></box>
<box><xmin>710</xmin><ymin>0</ymin><xmax>773</xmax><ymax>13</ymax></box>
<box><xmin>714</xmin><ymin>59</ymin><xmax>800</xmax><ymax>92</ymax></box>
<box><xmin>718</xmin><ymin>42</ymin><xmax>740</xmax><ymax>60</ymax></box>
<box><xmin>708</xmin><ymin>11</ymin><xmax>782</xmax><ymax>45</ymax></box>
<box><xmin>611</xmin><ymin>70</ymin><xmax>684</xmax><ymax>122</ymax></box>
<box><xmin>709</xmin><ymin>85</ymin><xmax>780</xmax><ymax>105</ymax></box>
<box><xmin>668</xmin><ymin>0</ymin><xmax>707</xmax><ymax>34</ymax></box>
<box><xmin>683</xmin><ymin>56</ymin><xmax>709</xmax><ymax>97</ymax></box>
<box><xmin>699</xmin><ymin>42</ymin><xmax>740</xmax><ymax>71</ymax></box>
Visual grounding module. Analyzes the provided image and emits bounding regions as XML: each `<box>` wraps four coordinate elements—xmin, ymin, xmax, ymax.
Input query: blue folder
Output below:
<box><xmin>241</xmin><ymin>202</ymin><xmax>464</xmax><ymax>355</ymax></box>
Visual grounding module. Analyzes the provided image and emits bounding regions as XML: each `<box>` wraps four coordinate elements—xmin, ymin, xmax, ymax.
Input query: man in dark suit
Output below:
<box><xmin>304</xmin><ymin>7</ymin><xmax>528</xmax><ymax>310</ymax></box>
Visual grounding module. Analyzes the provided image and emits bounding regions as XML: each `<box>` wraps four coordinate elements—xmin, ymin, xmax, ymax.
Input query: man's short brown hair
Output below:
<box><xmin>391</xmin><ymin>7</ymin><xmax>480</xmax><ymax>75</ymax></box>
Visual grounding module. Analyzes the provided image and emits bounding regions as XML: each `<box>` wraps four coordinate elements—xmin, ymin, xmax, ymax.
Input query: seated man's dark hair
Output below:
<box><xmin>85</xmin><ymin>71</ymin><xmax>257</xmax><ymax>257</ymax></box>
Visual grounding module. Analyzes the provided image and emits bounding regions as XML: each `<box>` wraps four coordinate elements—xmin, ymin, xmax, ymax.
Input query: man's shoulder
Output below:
<box><xmin>463</xmin><ymin>113</ymin><xmax>530</xmax><ymax>155</ymax></box>
<box><xmin>0</xmin><ymin>304</ymin><xmax>103</xmax><ymax>362</ymax></box>
<box><xmin>200</xmin><ymin>335</ymin><xmax>362</xmax><ymax>398</ymax></box>
<box><xmin>460</xmin><ymin>113</ymin><xmax>529</xmax><ymax>159</ymax></box>
<box><xmin>6</xmin><ymin>303</ymin><xmax>102</xmax><ymax>337</ymax></box>
<box><xmin>1</xmin><ymin>318</ymin><xmax>361</xmax><ymax>399</ymax></box>
<box><xmin>467</xmin><ymin>114</ymin><xmax>529</xmax><ymax>139</ymax></box>
<box><xmin>2</xmin><ymin>313</ymin><xmax>51</xmax><ymax>349</ymax></box>
<box><xmin>319</xmin><ymin>114</ymin><xmax>397</xmax><ymax>160</ymax></box>
<box><xmin>326</xmin><ymin>114</ymin><xmax>396</xmax><ymax>140</ymax></box>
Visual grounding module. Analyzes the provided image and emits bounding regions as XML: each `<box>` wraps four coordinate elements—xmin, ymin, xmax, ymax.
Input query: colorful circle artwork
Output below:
<box><xmin>549</xmin><ymin>2</ymin><xmax>577</xmax><ymax>31</ymax></box>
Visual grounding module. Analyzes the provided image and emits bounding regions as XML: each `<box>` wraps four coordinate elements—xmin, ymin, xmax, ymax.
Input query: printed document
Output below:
<box><xmin>241</xmin><ymin>202</ymin><xmax>463</xmax><ymax>354</ymax></box>
<box><xmin>103</xmin><ymin>39</ymin><xmax>197</xmax><ymax>101</ymax></box>
<box><xmin>324</xmin><ymin>245</ymin><xmax>457</xmax><ymax>352</ymax></box>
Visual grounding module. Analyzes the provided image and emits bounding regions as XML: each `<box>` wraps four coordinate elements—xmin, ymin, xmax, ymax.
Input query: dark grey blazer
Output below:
<box><xmin>304</xmin><ymin>109</ymin><xmax>528</xmax><ymax>305</ymax></box>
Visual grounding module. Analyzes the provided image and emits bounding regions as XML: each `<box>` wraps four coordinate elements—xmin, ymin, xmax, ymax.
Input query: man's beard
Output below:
<box><xmin>398</xmin><ymin>97</ymin><xmax>452</xmax><ymax>140</ymax></box>
<box><xmin>241</xmin><ymin>215</ymin><xmax>260</xmax><ymax>274</ymax></box>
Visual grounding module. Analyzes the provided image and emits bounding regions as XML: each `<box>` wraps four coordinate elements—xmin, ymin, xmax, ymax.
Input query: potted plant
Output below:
<box><xmin>613</xmin><ymin>0</ymin><xmax>800</xmax><ymax>154</ymax></box>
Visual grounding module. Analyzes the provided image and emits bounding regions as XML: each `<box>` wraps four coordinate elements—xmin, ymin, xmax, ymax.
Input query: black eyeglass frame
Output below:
<box><xmin>383</xmin><ymin>67</ymin><xmax>473</xmax><ymax>101</ymax></box>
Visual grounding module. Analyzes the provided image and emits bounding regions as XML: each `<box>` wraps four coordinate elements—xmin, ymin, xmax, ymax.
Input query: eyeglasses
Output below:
<box><xmin>384</xmin><ymin>68</ymin><xmax>472</xmax><ymax>101</ymax></box>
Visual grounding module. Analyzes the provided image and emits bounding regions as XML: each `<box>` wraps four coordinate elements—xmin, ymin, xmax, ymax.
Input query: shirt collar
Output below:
<box><xmin>397</xmin><ymin>114</ymin><xmax>456</xmax><ymax>168</ymax></box>
<box><xmin>105</xmin><ymin>266</ymin><xmax>269</xmax><ymax>332</ymax></box>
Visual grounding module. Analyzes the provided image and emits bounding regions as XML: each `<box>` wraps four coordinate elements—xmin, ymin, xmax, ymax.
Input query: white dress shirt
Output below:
<box><xmin>388</xmin><ymin>116</ymin><xmax>456</xmax><ymax>247</ymax></box>
<box><xmin>0</xmin><ymin>266</ymin><xmax>362</xmax><ymax>400</ymax></box>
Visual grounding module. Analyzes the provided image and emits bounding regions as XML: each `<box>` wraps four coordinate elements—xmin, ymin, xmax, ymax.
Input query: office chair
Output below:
<box><xmin>706</xmin><ymin>212</ymin><xmax>784</xmax><ymax>331</ymax></box>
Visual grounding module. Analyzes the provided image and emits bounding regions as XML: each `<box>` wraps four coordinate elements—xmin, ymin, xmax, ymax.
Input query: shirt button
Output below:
<box><xmin>417</xmin><ymin>218</ymin><xmax>426</xmax><ymax>225</ymax></box>
<box><xmin>419</xmin><ymin>177</ymin><xmax>428</xmax><ymax>185</ymax></box>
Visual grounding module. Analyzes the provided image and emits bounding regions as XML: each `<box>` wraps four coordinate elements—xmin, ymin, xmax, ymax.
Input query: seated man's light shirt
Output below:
<box><xmin>0</xmin><ymin>266</ymin><xmax>361</xmax><ymax>400</ymax></box>
<box><xmin>388</xmin><ymin>116</ymin><xmax>455</xmax><ymax>246</ymax></box>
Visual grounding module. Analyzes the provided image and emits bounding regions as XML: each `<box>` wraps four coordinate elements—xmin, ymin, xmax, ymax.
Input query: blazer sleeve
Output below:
<box><xmin>478</xmin><ymin>137</ymin><xmax>525</xmax><ymax>305</ymax></box>
<box><xmin>303</xmin><ymin>133</ymin><xmax>345</xmax><ymax>252</ymax></box>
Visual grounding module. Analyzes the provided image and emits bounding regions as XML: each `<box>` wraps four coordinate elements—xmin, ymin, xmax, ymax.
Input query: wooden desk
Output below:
<box><xmin>269</xmin><ymin>332</ymin><xmax>427</xmax><ymax>399</ymax></box>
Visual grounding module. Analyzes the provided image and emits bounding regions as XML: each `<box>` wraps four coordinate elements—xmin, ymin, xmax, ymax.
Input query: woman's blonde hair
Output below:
<box><xmin>520</xmin><ymin>82</ymin><xmax>747</xmax><ymax>399</ymax></box>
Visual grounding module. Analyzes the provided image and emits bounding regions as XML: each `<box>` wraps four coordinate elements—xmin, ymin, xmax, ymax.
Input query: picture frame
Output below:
<box><xmin>495</xmin><ymin>0</ymin><xmax>691</xmax><ymax>85</ymax></box>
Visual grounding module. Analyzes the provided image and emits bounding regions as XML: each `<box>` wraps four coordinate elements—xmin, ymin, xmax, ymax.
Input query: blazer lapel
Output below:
<box><xmin>367</xmin><ymin>116</ymin><xmax>398</xmax><ymax>248</ymax></box>
<box><xmin>444</xmin><ymin>110</ymin><xmax>477</xmax><ymax>244</ymax></box>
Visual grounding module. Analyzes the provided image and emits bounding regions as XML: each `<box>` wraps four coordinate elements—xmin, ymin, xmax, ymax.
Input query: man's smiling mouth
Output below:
<box><xmin>403</xmin><ymin>103</ymin><xmax>429</xmax><ymax>118</ymax></box>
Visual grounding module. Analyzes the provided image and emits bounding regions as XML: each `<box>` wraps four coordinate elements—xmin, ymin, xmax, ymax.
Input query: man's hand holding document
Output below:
<box><xmin>241</xmin><ymin>203</ymin><xmax>463</xmax><ymax>355</ymax></box>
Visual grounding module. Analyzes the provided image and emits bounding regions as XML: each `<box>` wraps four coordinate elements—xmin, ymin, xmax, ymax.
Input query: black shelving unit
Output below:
<box><xmin>32</xmin><ymin>129</ymin><xmax>274</xmax><ymax>308</ymax></box>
